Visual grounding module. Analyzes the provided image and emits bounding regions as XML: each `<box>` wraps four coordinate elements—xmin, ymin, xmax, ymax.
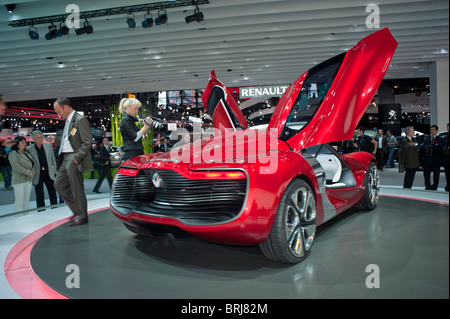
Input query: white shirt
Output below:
<box><xmin>60</xmin><ymin>110</ymin><xmax>76</xmax><ymax>153</ymax></box>
<box><xmin>378</xmin><ymin>136</ymin><xmax>383</xmax><ymax>149</ymax></box>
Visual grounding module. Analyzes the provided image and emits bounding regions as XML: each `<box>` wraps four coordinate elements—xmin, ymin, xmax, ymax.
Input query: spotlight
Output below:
<box><xmin>27</xmin><ymin>26</ymin><xmax>39</xmax><ymax>40</ymax></box>
<box><xmin>142</xmin><ymin>13</ymin><xmax>153</xmax><ymax>28</ymax></box>
<box><xmin>155</xmin><ymin>10</ymin><xmax>168</xmax><ymax>25</ymax></box>
<box><xmin>126</xmin><ymin>13</ymin><xmax>136</xmax><ymax>29</ymax></box>
<box><xmin>45</xmin><ymin>24</ymin><xmax>58</xmax><ymax>40</ymax></box>
<box><xmin>5</xmin><ymin>4</ymin><xmax>16</xmax><ymax>13</ymax></box>
<box><xmin>76</xmin><ymin>19</ymin><xmax>93</xmax><ymax>36</ymax></box>
<box><xmin>57</xmin><ymin>23</ymin><xmax>70</xmax><ymax>37</ymax></box>
<box><xmin>75</xmin><ymin>24</ymin><xmax>93</xmax><ymax>35</ymax></box>
<box><xmin>185</xmin><ymin>6</ymin><xmax>204</xmax><ymax>24</ymax></box>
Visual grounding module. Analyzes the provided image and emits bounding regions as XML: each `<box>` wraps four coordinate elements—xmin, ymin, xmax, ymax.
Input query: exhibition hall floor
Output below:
<box><xmin>1</xmin><ymin>169</ymin><xmax>448</xmax><ymax>299</ymax></box>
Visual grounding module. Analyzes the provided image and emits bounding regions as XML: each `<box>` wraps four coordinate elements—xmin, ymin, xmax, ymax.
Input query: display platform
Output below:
<box><xmin>15</xmin><ymin>195</ymin><xmax>446</xmax><ymax>299</ymax></box>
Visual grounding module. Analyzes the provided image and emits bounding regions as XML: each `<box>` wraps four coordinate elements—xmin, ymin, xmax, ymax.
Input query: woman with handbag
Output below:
<box><xmin>8</xmin><ymin>136</ymin><xmax>35</xmax><ymax>212</ymax></box>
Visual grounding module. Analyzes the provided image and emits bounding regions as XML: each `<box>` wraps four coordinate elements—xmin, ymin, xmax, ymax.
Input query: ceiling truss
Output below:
<box><xmin>8</xmin><ymin>0</ymin><xmax>210</xmax><ymax>27</ymax></box>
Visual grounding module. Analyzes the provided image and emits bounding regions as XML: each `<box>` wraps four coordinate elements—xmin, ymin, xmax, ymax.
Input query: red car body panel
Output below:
<box><xmin>202</xmin><ymin>70</ymin><xmax>248</xmax><ymax>132</ymax></box>
<box><xmin>268</xmin><ymin>27</ymin><xmax>398</xmax><ymax>151</ymax></box>
<box><xmin>110</xmin><ymin>28</ymin><xmax>397</xmax><ymax>247</ymax></box>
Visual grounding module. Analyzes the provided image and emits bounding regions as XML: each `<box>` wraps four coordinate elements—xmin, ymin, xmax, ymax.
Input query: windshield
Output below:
<box><xmin>282</xmin><ymin>52</ymin><xmax>345</xmax><ymax>140</ymax></box>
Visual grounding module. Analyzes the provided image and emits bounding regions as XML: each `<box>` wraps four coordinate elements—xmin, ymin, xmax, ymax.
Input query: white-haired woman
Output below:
<box><xmin>119</xmin><ymin>98</ymin><xmax>153</xmax><ymax>161</ymax></box>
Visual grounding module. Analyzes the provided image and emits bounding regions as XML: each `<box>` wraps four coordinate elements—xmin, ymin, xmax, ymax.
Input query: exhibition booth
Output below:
<box><xmin>0</xmin><ymin>0</ymin><xmax>449</xmax><ymax>302</ymax></box>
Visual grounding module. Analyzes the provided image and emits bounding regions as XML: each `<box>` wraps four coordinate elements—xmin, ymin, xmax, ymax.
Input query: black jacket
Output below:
<box><xmin>120</xmin><ymin>112</ymin><xmax>144</xmax><ymax>152</ymax></box>
<box><xmin>419</xmin><ymin>135</ymin><xmax>444</xmax><ymax>161</ymax></box>
<box><xmin>98</xmin><ymin>145</ymin><xmax>111</xmax><ymax>163</ymax></box>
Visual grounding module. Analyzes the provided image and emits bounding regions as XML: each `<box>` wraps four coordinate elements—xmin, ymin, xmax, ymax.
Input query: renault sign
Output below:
<box><xmin>239</xmin><ymin>85</ymin><xmax>289</xmax><ymax>99</ymax></box>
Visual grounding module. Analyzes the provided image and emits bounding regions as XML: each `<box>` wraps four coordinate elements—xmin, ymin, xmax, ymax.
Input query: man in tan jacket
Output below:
<box><xmin>53</xmin><ymin>98</ymin><xmax>93</xmax><ymax>226</ymax></box>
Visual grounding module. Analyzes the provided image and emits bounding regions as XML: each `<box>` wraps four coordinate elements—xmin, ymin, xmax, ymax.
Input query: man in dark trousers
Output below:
<box><xmin>375</xmin><ymin>128</ymin><xmax>387</xmax><ymax>171</ymax></box>
<box><xmin>419</xmin><ymin>125</ymin><xmax>444</xmax><ymax>190</ymax></box>
<box><xmin>93</xmin><ymin>137</ymin><xmax>113</xmax><ymax>193</ymax></box>
<box><xmin>53</xmin><ymin>98</ymin><xmax>93</xmax><ymax>226</ymax></box>
<box><xmin>400</xmin><ymin>126</ymin><xmax>420</xmax><ymax>188</ymax></box>
<box><xmin>26</xmin><ymin>130</ymin><xmax>58</xmax><ymax>210</ymax></box>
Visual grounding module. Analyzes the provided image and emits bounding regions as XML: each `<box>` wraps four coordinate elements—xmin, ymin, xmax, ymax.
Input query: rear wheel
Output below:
<box><xmin>260</xmin><ymin>179</ymin><xmax>317</xmax><ymax>264</ymax></box>
<box><xmin>358</xmin><ymin>161</ymin><xmax>380</xmax><ymax>210</ymax></box>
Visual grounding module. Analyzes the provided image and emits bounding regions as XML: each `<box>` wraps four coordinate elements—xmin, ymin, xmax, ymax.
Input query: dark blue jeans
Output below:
<box><xmin>387</xmin><ymin>147</ymin><xmax>396</xmax><ymax>167</ymax></box>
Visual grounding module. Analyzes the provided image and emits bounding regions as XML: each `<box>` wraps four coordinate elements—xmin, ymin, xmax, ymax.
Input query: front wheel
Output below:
<box><xmin>260</xmin><ymin>179</ymin><xmax>317</xmax><ymax>264</ymax></box>
<box><xmin>358</xmin><ymin>161</ymin><xmax>380</xmax><ymax>210</ymax></box>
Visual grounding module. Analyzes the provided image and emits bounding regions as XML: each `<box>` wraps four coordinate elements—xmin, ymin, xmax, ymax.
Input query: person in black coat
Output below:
<box><xmin>93</xmin><ymin>138</ymin><xmax>113</xmax><ymax>193</ymax></box>
<box><xmin>419</xmin><ymin>125</ymin><xmax>444</xmax><ymax>190</ymax></box>
<box><xmin>119</xmin><ymin>98</ymin><xmax>153</xmax><ymax>161</ymax></box>
<box><xmin>354</xmin><ymin>127</ymin><xmax>377</xmax><ymax>155</ymax></box>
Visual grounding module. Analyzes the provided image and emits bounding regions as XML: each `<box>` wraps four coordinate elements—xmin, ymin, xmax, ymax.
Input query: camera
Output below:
<box><xmin>143</xmin><ymin>116</ymin><xmax>164</xmax><ymax>130</ymax></box>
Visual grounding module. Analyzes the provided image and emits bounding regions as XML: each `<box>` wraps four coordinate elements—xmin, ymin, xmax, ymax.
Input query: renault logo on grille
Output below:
<box><xmin>152</xmin><ymin>172</ymin><xmax>163</xmax><ymax>188</ymax></box>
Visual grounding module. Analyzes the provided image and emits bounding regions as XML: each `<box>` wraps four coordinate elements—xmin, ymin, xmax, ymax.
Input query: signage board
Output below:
<box><xmin>239</xmin><ymin>85</ymin><xmax>289</xmax><ymax>99</ymax></box>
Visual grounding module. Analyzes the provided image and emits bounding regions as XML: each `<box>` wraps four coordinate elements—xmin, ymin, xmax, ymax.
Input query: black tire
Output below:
<box><xmin>259</xmin><ymin>179</ymin><xmax>317</xmax><ymax>264</ymax></box>
<box><xmin>358</xmin><ymin>161</ymin><xmax>380</xmax><ymax>210</ymax></box>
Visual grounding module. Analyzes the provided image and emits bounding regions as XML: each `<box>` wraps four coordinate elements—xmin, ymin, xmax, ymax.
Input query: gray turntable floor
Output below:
<box><xmin>29</xmin><ymin>196</ymin><xmax>449</xmax><ymax>299</ymax></box>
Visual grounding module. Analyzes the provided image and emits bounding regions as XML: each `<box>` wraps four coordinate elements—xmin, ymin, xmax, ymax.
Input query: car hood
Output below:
<box><xmin>122</xmin><ymin>128</ymin><xmax>289</xmax><ymax>171</ymax></box>
<box><xmin>162</xmin><ymin>128</ymin><xmax>288</xmax><ymax>164</ymax></box>
<box><xmin>202</xmin><ymin>28</ymin><xmax>397</xmax><ymax>152</ymax></box>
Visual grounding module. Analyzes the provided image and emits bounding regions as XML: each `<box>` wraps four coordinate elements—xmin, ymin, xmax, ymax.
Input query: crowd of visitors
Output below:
<box><xmin>350</xmin><ymin>124</ymin><xmax>449</xmax><ymax>191</ymax></box>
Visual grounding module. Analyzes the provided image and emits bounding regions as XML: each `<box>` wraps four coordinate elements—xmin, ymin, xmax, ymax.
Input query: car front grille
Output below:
<box><xmin>111</xmin><ymin>169</ymin><xmax>248</xmax><ymax>225</ymax></box>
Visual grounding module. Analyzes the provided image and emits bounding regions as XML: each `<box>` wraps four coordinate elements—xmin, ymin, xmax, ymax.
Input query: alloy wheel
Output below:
<box><xmin>284</xmin><ymin>186</ymin><xmax>316</xmax><ymax>258</ymax></box>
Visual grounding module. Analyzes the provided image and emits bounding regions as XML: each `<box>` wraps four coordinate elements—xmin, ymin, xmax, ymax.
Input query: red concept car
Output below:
<box><xmin>110</xmin><ymin>28</ymin><xmax>398</xmax><ymax>263</ymax></box>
